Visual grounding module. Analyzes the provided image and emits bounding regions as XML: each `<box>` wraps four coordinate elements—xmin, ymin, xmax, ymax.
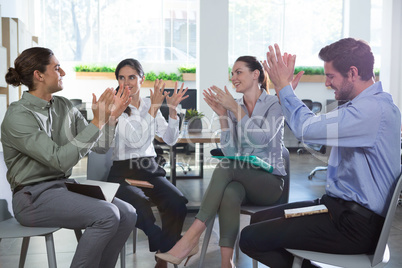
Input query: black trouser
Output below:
<box><xmin>108</xmin><ymin>157</ymin><xmax>188</xmax><ymax>252</ymax></box>
<box><xmin>239</xmin><ymin>194</ymin><xmax>384</xmax><ymax>268</ymax></box>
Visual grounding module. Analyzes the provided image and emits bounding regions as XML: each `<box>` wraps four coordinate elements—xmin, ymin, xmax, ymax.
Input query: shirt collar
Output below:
<box><xmin>237</xmin><ymin>89</ymin><xmax>267</xmax><ymax>106</ymax></box>
<box><xmin>22</xmin><ymin>91</ymin><xmax>54</xmax><ymax>109</ymax></box>
<box><xmin>344</xmin><ymin>81</ymin><xmax>382</xmax><ymax>107</ymax></box>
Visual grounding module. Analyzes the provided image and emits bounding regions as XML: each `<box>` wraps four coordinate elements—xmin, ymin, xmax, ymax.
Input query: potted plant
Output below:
<box><xmin>185</xmin><ymin>108</ymin><xmax>204</xmax><ymax>133</ymax></box>
<box><xmin>74</xmin><ymin>64</ymin><xmax>116</xmax><ymax>79</ymax></box>
<box><xmin>178</xmin><ymin>66</ymin><xmax>196</xmax><ymax>81</ymax></box>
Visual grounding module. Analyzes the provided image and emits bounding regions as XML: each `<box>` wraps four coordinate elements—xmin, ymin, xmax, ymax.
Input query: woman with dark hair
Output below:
<box><xmin>157</xmin><ymin>56</ymin><xmax>286</xmax><ymax>267</ymax></box>
<box><xmin>2</xmin><ymin>47</ymin><xmax>136</xmax><ymax>268</ymax></box>
<box><xmin>107</xmin><ymin>58</ymin><xmax>189</xmax><ymax>268</ymax></box>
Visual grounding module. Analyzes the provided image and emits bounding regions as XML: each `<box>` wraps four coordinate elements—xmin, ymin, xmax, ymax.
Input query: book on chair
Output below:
<box><xmin>284</xmin><ymin>204</ymin><xmax>328</xmax><ymax>218</ymax></box>
<box><xmin>65</xmin><ymin>179</ymin><xmax>120</xmax><ymax>203</ymax></box>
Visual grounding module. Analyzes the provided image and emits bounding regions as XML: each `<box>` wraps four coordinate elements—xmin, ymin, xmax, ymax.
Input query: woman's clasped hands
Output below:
<box><xmin>203</xmin><ymin>85</ymin><xmax>237</xmax><ymax>116</ymax></box>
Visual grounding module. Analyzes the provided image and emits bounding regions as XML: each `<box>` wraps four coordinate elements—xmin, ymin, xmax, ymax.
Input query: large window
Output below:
<box><xmin>228</xmin><ymin>0</ymin><xmax>344</xmax><ymax>66</ymax></box>
<box><xmin>39</xmin><ymin>0</ymin><xmax>197</xmax><ymax>64</ymax></box>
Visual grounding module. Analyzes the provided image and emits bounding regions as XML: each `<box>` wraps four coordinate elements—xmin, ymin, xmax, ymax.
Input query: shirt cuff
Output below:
<box><xmin>278</xmin><ymin>85</ymin><xmax>294</xmax><ymax>100</ymax></box>
<box><xmin>168</xmin><ymin>116</ymin><xmax>179</xmax><ymax>129</ymax></box>
<box><xmin>86</xmin><ymin>122</ymin><xmax>103</xmax><ymax>142</ymax></box>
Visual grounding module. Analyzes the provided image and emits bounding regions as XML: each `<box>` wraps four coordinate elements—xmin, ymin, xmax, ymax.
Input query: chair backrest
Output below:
<box><xmin>311</xmin><ymin>101</ymin><xmax>322</xmax><ymax>114</ymax></box>
<box><xmin>371</xmin><ymin>169</ymin><xmax>402</xmax><ymax>266</ymax></box>
<box><xmin>0</xmin><ymin>152</ymin><xmax>14</xmax><ymax>221</ymax></box>
<box><xmin>86</xmin><ymin>149</ymin><xmax>114</xmax><ymax>182</ymax></box>
<box><xmin>301</xmin><ymin>99</ymin><xmax>313</xmax><ymax>110</ymax></box>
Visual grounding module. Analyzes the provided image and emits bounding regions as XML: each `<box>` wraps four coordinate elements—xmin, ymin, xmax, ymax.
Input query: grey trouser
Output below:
<box><xmin>12</xmin><ymin>179</ymin><xmax>137</xmax><ymax>268</ymax></box>
<box><xmin>196</xmin><ymin>160</ymin><xmax>284</xmax><ymax>248</ymax></box>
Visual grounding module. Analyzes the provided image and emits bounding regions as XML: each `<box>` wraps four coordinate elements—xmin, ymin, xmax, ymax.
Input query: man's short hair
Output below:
<box><xmin>319</xmin><ymin>38</ymin><xmax>374</xmax><ymax>81</ymax></box>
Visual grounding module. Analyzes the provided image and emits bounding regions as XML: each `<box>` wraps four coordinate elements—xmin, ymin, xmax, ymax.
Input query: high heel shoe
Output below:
<box><xmin>155</xmin><ymin>244</ymin><xmax>199</xmax><ymax>266</ymax></box>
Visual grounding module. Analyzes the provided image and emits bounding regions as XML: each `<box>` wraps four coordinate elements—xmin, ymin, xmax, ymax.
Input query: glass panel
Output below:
<box><xmin>40</xmin><ymin>0</ymin><xmax>197</xmax><ymax>64</ymax></box>
<box><xmin>370</xmin><ymin>0</ymin><xmax>382</xmax><ymax>68</ymax></box>
<box><xmin>229</xmin><ymin>0</ymin><xmax>343</xmax><ymax>66</ymax></box>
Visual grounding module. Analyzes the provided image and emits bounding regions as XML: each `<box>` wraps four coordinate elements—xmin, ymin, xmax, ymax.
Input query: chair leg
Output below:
<box><xmin>252</xmin><ymin>259</ymin><xmax>258</xmax><ymax>268</ymax></box>
<box><xmin>198</xmin><ymin>218</ymin><xmax>215</xmax><ymax>268</ymax></box>
<box><xmin>74</xmin><ymin>229</ymin><xmax>82</xmax><ymax>241</ymax></box>
<box><xmin>120</xmin><ymin>244</ymin><xmax>126</xmax><ymax>268</ymax></box>
<box><xmin>308</xmin><ymin>166</ymin><xmax>327</xmax><ymax>180</ymax></box>
<box><xmin>234</xmin><ymin>233</ymin><xmax>240</xmax><ymax>260</ymax></box>
<box><xmin>19</xmin><ymin>237</ymin><xmax>30</xmax><ymax>268</ymax></box>
<box><xmin>45</xmin><ymin>234</ymin><xmax>57</xmax><ymax>268</ymax></box>
<box><xmin>291</xmin><ymin>255</ymin><xmax>304</xmax><ymax>268</ymax></box>
<box><xmin>132</xmin><ymin>227</ymin><xmax>138</xmax><ymax>254</ymax></box>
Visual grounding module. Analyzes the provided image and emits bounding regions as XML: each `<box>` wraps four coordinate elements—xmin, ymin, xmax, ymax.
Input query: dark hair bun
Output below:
<box><xmin>5</xmin><ymin>67</ymin><xmax>22</xmax><ymax>87</ymax></box>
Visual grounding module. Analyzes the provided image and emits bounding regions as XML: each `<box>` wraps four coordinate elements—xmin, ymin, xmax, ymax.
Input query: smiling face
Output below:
<box><xmin>42</xmin><ymin>55</ymin><xmax>65</xmax><ymax>94</ymax></box>
<box><xmin>324</xmin><ymin>61</ymin><xmax>355</xmax><ymax>101</ymax></box>
<box><xmin>117</xmin><ymin>65</ymin><xmax>144</xmax><ymax>96</ymax></box>
<box><xmin>231</xmin><ymin>61</ymin><xmax>258</xmax><ymax>93</ymax></box>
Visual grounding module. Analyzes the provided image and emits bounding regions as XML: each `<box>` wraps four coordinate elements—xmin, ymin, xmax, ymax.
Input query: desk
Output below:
<box><xmin>155</xmin><ymin>131</ymin><xmax>220</xmax><ymax>186</ymax></box>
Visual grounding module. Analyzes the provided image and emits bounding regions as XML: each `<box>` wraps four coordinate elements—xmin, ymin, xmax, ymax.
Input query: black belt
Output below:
<box><xmin>13</xmin><ymin>179</ymin><xmax>63</xmax><ymax>196</ymax></box>
<box><xmin>335</xmin><ymin>198</ymin><xmax>378</xmax><ymax>219</ymax></box>
<box><xmin>13</xmin><ymin>185</ymin><xmax>26</xmax><ymax>195</ymax></box>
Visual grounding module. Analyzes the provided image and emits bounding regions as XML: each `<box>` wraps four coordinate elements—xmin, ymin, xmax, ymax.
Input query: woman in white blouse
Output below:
<box><xmin>157</xmin><ymin>56</ymin><xmax>286</xmax><ymax>268</ymax></box>
<box><xmin>107</xmin><ymin>58</ymin><xmax>189</xmax><ymax>268</ymax></box>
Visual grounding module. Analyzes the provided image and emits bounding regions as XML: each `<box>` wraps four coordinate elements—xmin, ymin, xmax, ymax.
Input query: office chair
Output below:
<box><xmin>311</xmin><ymin>101</ymin><xmax>322</xmax><ymax>114</ymax></box>
<box><xmin>69</xmin><ymin>98</ymin><xmax>88</xmax><ymax>121</ymax></box>
<box><xmin>155</xmin><ymin>142</ymin><xmax>191</xmax><ymax>175</ymax></box>
<box><xmin>198</xmin><ymin>146</ymin><xmax>290</xmax><ymax>268</ymax></box>
<box><xmin>85</xmin><ymin>150</ymin><xmax>178</xmax><ymax>268</ymax></box>
<box><xmin>295</xmin><ymin>100</ymin><xmax>328</xmax><ymax>179</ymax></box>
<box><xmin>85</xmin><ymin>149</ymin><xmax>136</xmax><ymax>256</ymax></box>
<box><xmin>70</xmin><ymin>149</ymin><xmax>130</xmax><ymax>268</ymax></box>
<box><xmin>307</xmin><ymin>145</ymin><xmax>328</xmax><ymax>180</ymax></box>
<box><xmin>153</xmin><ymin>108</ymin><xmax>191</xmax><ymax>174</ymax></box>
<box><xmin>0</xmin><ymin>152</ymin><xmax>60</xmax><ymax>268</ymax></box>
<box><xmin>287</xmin><ymin>168</ymin><xmax>402</xmax><ymax>268</ymax></box>
<box><xmin>296</xmin><ymin>100</ymin><xmax>314</xmax><ymax>154</ymax></box>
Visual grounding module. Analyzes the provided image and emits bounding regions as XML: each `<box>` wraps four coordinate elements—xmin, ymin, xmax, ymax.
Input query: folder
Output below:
<box><xmin>212</xmin><ymin>155</ymin><xmax>274</xmax><ymax>173</ymax></box>
<box><xmin>65</xmin><ymin>179</ymin><xmax>120</xmax><ymax>203</ymax></box>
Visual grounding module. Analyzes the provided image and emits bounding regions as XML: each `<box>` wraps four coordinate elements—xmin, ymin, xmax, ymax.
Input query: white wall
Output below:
<box><xmin>381</xmin><ymin>0</ymin><xmax>402</xmax><ymax>109</ymax></box>
<box><xmin>197</xmin><ymin>0</ymin><xmax>229</xmax><ymax>121</ymax></box>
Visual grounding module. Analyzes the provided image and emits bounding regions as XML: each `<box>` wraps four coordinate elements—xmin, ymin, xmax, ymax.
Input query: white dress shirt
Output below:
<box><xmin>113</xmin><ymin>97</ymin><xmax>179</xmax><ymax>161</ymax></box>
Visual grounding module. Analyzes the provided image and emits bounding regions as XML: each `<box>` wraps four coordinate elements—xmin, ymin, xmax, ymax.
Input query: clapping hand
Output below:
<box><xmin>109</xmin><ymin>85</ymin><xmax>132</xmax><ymax>124</ymax></box>
<box><xmin>166</xmin><ymin>82</ymin><xmax>189</xmax><ymax>119</ymax></box>
<box><xmin>208</xmin><ymin>85</ymin><xmax>238</xmax><ymax>113</ymax></box>
<box><xmin>203</xmin><ymin>87</ymin><xmax>227</xmax><ymax>116</ymax></box>
<box><xmin>91</xmin><ymin>88</ymin><xmax>115</xmax><ymax>129</ymax></box>
<box><xmin>149</xmin><ymin>79</ymin><xmax>168</xmax><ymax>117</ymax></box>
<box><xmin>263</xmin><ymin>44</ymin><xmax>303</xmax><ymax>94</ymax></box>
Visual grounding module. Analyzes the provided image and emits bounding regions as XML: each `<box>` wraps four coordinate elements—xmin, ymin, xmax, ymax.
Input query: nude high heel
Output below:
<box><xmin>155</xmin><ymin>244</ymin><xmax>199</xmax><ymax>266</ymax></box>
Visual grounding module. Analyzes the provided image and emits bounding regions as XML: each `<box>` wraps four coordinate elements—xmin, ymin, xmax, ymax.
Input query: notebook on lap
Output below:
<box><xmin>65</xmin><ymin>179</ymin><xmax>120</xmax><ymax>203</ymax></box>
